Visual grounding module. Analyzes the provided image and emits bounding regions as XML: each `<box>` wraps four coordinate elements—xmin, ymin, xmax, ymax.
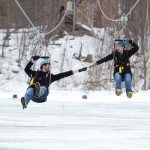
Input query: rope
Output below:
<box><xmin>37</xmin><ymin>31</ymin><xmax>46</xmax><ymax>55</ymax></box>
<box><xmin>14</xmin><ymin>0</ymin><xmax>69</xmax><ymax>36</ymax></box>
<box><xmin>44</xmin><ymin>8</ymin><xmax>67</xmax><ymax>36</ymax></box>
<box><xmin>97</xmin><ymin>0</ymin><xmax>120</xmax><ymax>22</ymax></box>
<box><xmin>97</xmin><ymin>0</ymin><xmax>141</xmax><ymax>22</ymax></box>
<box><xmin>14</xmin><ymin>0</ymin><xmax>35</xmax><ymax>28</ymax></box>
<box><xmin>114</xmin><ymin>24</ymin><xmax>127</xmax><ymax>39</ymax></box>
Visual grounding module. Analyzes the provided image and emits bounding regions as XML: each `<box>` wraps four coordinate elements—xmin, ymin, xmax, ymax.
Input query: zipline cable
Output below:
<box><xmin>14</xmin><ymin>0</ymin><xmax>35</xmax><ymax>28</ymax></box>
<box><xmin>114</xmin><ymin>24</ymin><xmax>127</xmax><ymax>39</ymax></box>
<box><xmin>126</xmin><ymin>0</ymin><xmax>141</xmax><ymax>17</ymax></box>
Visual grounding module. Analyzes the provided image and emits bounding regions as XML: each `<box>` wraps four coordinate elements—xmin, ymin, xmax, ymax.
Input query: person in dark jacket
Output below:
<box><xmin>94</xmin><ymin>39</ymin><xmax>139</xmax><ymax>98</ymax></box>
<box><xmin>21</xmin><ymin>56</ymin><xmax>87</xmax><ymax>109</ymax></box>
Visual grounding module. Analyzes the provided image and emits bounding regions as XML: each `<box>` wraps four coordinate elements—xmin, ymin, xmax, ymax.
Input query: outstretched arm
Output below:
<box><xmin>96</xmin><ymin>53</ymin><xmax>113</xmax><ymax>65</ymax></box>
<box><xmin>51</xmin><ymin>67</ymin><xmax>87</xmax><ymax>83</ymax></box>
<box><xmin>88</xmin><ymin>53</ymin><xmax>114</xmax><ymax>68</ymax></box>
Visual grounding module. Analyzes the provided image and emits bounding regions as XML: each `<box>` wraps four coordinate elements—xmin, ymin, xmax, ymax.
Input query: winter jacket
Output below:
<box><xmin>96</xmin><ymin>40</ymin><xmax>139</xmax><ymax>74</ymax></box>
<box><xmin>24</xmin><ymin>61</ymin><xmax>73</xmax><ymax>87</ymax></box>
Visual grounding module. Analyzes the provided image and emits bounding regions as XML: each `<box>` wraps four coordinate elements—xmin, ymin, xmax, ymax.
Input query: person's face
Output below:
<box><xmin>43</xmin><ymin>64</ymin><xmax>51</xmax><ymax>72</ymax></box>
<box><xmin>116</xmin><ymin>45</ymin><xmax>124</xmax><ymax>52</ymax></box>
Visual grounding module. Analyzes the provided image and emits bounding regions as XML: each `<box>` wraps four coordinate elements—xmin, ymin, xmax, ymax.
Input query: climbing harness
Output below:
<box><xmin>115</xmin><ymin>63</ymin><xmax>130</xmax><ymax>74</ymax></box>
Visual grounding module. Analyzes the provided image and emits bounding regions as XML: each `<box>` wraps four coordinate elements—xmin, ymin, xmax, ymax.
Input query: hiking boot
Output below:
<box><xmin>21</xmin><ymin>97</ymin><xmax>27</xmax><ymax>109</ymax></box>
<box><xmin>35</xmin><ymin>82</ymin><xmax>40</xmax><ymax>97</ymax></box>
<box><xmin>116</xmin><ymin>89</ymin><xmax>123</xmax><ymax>96</ymax></box>
<box><xmin>127</xmin><ymin>92</ymin><xmax>133</xmax><ymax>98</ymax></box>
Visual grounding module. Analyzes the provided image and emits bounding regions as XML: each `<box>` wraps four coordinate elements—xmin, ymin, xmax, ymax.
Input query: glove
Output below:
<box><xmin>126</xmin><ymin>39</ymin><xmax>133</xmax><ymax>44</ymax></box>
<box><xmin>78</xmin><ymin>67</ymin><xmax>87</xmax><ymax>72</ymax></box>
<box><xmin>32</xmin><ymin>56</ymin><xmax>40</xmax><ymax>61</ymax></box>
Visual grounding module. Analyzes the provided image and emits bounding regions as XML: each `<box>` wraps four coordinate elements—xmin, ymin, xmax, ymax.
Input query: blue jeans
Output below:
<box><xmin>24</xmin><ymin>86</ymin><xmax>47</xmax><ymax>104</ymax></box>
<box><xmin>114</xmin><ymin>72</ymin><xmax>132</xmax><ymax>94</ymax></box>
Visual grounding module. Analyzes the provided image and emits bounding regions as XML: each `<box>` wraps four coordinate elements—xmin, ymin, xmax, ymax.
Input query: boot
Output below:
<box><xmin>21</xmin><ymin>97</ymin><xmax>27</xmax><ymax>109</ymax></box>
<box><xmin>35</xmin><ymin>82</ymin><xmax>40</xmax><ymax>97</ymax></box>
<box><xmin>116</xmin><ymin>89</ymin><xmax>123</xmax><ymax>96</ymax></box>
<box><xmin>127</xmin><ymin>91</ymin><xmax>133</xmax><ymax>98</ymax></box>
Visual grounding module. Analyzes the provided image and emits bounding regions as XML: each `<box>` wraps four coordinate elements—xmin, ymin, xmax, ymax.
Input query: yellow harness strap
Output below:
<box><xmin>116</xmin><ymin>63</ymin><xmax>130</xmax><ymax>73</ymax></box>
<box><xmin>29</xmin><ymin>77</ymin><xmax>35</xmax><ymax>86</ymax></box>
<box><xmin>119</xmin><ymin>66</ymin><xmax>124</xmax><ymax>73</ymax></box>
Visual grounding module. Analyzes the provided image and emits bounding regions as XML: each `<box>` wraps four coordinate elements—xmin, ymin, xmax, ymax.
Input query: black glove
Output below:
<box><xmin>126</xmin><ymin>39</ymin><xmax>133</xmax><ymax>44</ymax></box>
<box><xmin>32</xmin><ymin>56</ymin><xmax>40</xmax><ymax>61</ymax></box>
<box><xmin>78</xmin><ymin>67</ymin><xmax>87</xmax><ymax>72</ymax></box>
<box><xmin>128</xmin><ymin>39</ymin><xmax>133</xmax><ymax>44</ymax></box>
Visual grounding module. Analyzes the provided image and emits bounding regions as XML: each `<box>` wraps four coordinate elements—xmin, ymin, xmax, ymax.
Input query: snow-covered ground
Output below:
<box><xmin>0</xmin><ymin>90</ymin><xmax>150</xmax><ymax>150</ymax></box>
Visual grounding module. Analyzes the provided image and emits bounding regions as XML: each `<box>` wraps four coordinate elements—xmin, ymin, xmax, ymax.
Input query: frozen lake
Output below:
<box><xmin>0</xmin><ymin>91</ymin><xmax>150</xmax><ymax>150</ymax></box>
